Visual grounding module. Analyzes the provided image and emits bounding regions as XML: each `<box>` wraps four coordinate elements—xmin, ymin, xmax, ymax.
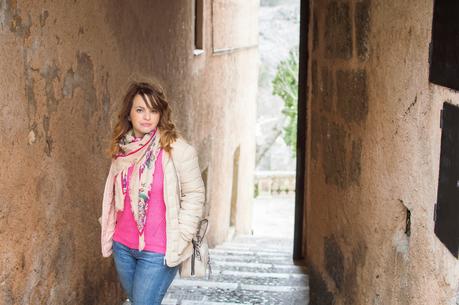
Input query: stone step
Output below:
<box><xmin>211</xmin><ymin>261</ymin><xmax>273</xmax><ymax>269</ymax></box>
<box><xmin>161</xmin><ymin>298</ymin><xmax>178</xmax><ymax>305</ymax></box>
<box><xmin>171</xmin><ymin>280</ymin><xmax>238</xmax><ymax>289</ymax></box>
<box><xmin>210</xmin><ymin>253</ymin><xmax>293</xmax><ymax>261</ymax></box>
<box><xmin>214</xmin><ymin>242</ymin><xmax>292</xmax><ymax>253</ymax></box>
<box><xmin>169</xmin><ymin>282</ymin><xmax>308</xmax><ymax>292</ymax></box>
<box><xmin>180</xmin><ymin>301</ymin><xmax>252</xmax><ymax>305</ymax></box>
<box><xmin>165</xmin><ymin>285</ymin><xmax>308</xmax><ymax>305</ymax></box>
<box><xmin>210</xmin><ymin>257</ymin><xmax>295</xmax><ymax>265</ymax></box>
<box><xmin>173</xmin><ymin>268</ymin><xmax>308</xmax><ymax>283</ymax></box>
<box><xmin>210</xmin><ymin>249</ymin><xmax>255</xmax><ymax>255</ymax></box>
<box><xmin>214</xmin><ymin>269</ymin><xmax>308</xmax><ymax>279</ymax></box>
<box><xmin>209</xmin><ymin>260</ymin><xmax>307</xmax><ymax>272</ymax></box>
<box><xmin>172</xmin><ymin>274</ymin><xmax>308</xmax><ymax>288</ymax></box>
<box><xmin>212</xmin><ymin>248</ymin><xmax>286</xmax><ymax>254</ymax></box>
<box><xmin>210</xmin><ymin>248</ymin><xmax>292</xmax><ymax>256</ymax></box>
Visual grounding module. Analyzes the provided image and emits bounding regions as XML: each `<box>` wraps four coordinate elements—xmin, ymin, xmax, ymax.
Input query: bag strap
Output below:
<box><xmin>196</xmin><ymin>219</ymin><xmax>209</xmax><ymax>243</ymax></box>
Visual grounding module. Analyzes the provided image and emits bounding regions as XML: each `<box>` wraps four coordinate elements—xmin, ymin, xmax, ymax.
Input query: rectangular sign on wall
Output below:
<box><xmin>429</xmin><ymin>1</ymin><xmax>459</xmax><ymax>91</ymax></box>
<box><xmin>435</xmin><ymin>102</ymin><xmax>459</xmax><ymax>258</ymax></box>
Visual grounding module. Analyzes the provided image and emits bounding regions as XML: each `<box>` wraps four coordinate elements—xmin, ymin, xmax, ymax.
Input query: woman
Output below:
<box><xmin>99</xmin><ymin>81</ymin><xmax>205</xmax><ymax>305</ymax></box>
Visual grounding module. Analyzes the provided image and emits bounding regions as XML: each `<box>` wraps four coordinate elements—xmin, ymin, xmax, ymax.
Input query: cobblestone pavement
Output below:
<box><xmin>122</xmin><ymin>197</ymin><xmax>309</xmax><ymax>305</ymax></box>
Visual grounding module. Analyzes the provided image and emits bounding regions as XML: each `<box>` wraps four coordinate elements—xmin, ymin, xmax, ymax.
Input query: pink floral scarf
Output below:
<box><xmin>112</xmin><ymin>127</ymin><xmax>161</xmax><ymax>251</ymax></box>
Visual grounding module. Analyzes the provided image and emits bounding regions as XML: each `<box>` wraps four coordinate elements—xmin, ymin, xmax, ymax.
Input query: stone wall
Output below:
<box><xmin>306</xmin><ymin>0</ymin><xmax>459</xmax><ymax>304</ymax></box>
<box><xmin>0</xmin><ymin>1</ymin><xmax>258</xmax><ymax>304</ymax></box>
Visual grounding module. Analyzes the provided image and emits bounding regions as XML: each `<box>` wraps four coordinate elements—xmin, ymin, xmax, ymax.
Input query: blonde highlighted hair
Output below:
<box><xmin>109</xmin><ymin>81</ymin><xmax>179</xmax><ymax>158</ymax></box>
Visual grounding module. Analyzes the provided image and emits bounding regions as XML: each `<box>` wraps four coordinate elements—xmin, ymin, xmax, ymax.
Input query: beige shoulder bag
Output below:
<box><xmin>179</xmin><ymin>218</ymin><xmax>212</xmax><ymax>279</ymax></box>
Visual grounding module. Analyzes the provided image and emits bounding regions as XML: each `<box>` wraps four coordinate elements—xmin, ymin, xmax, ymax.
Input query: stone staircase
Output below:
<box><xmin>160</xmin><ymin>235</ymin><xmax>309</xmax><ymax>305</ymax></box>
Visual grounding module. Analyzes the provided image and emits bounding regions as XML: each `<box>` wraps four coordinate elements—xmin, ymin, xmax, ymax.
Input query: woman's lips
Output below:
<box><xmin>141</xmin><ymin>123</ymin><xmax>152</xmax><ymax>127</ymax></box>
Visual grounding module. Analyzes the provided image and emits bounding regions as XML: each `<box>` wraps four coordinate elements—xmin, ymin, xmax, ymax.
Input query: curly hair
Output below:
<box><xmin>109</xmin><ymin>81</ymin><xmax>179</xmax><ymax>158</ymax></box>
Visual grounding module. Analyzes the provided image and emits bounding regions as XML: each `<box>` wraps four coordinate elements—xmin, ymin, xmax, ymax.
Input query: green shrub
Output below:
<box><xmin>272</xmin><ymin>46</ymin><xmax>299</xmax><ymax>157</ymax></box>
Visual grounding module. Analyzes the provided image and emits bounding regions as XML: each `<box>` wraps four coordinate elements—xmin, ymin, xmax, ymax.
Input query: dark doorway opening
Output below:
<box><xmin>293</xmin><ymin>0</ymin><xmax>309</xmax><ymax>260</ymax></box>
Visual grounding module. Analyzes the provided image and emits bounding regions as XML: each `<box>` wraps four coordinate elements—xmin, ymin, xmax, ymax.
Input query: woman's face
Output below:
<box><xmin>129</xmin><ymin>94</ymin><xmax>160</xmax><ymax>137</ymax></box>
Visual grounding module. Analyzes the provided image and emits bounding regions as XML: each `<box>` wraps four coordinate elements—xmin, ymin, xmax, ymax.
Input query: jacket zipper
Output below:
<box><xmin>163</xmin><ymin>152</ymin><xmax>169</xmax><ymax>266</ymax></box>
<box><xmin>162</xmin><ymin>149</ymin><xmax>181</xmax><ymax>268</ymax></box>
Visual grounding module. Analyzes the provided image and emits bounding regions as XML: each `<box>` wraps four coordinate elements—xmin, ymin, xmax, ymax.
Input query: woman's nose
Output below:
<box><xmin>144</xmin><ymin>112</ymin><xmax>151</xmax><ymax>120</ymax></box>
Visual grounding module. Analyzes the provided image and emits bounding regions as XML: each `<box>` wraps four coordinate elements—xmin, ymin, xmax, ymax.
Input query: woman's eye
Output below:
<box><xmin>136</xmin><ymin>108</ymin><xmax>143</xmax><ymax>113</ymax></box>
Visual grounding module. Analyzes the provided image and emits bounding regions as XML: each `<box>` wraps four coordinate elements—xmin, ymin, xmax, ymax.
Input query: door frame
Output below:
<box><xmin>293</xmin><ymin>0</ymin><xmax>310</xmax><ymax>261</ymax></box>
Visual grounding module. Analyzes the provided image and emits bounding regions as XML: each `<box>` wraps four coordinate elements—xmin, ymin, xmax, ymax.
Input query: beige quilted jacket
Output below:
<box><xmin>100</xmin><ymin>137</ymin><xmax>205</xmax><ymax>267</ymax></box>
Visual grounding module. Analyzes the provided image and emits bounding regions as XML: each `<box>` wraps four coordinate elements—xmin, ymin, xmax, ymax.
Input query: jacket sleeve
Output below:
<box><xmin>175</xmin><ymin>144</ymin><xmax>205</xmax><ymax>241</ymax></box>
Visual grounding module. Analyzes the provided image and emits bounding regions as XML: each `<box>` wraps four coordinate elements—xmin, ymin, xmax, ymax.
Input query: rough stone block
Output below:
<box><xmin>324</xmin><ymin>235</ymin><xmax>344</xmax><ymax>292</ymax></box>
<box><xmin>355</xmin><ymin>0</ymin><xmax>371</xmax><ymax>61</ymax></box>
<box><xmin>311</xmin><ymin>60</ymin><xmax>318</xmax><ymax>100</ymax></box>
<box><xmin>311</xmin><ymin>60</ymin><xmax>320</xmax><ymax>161</ymax></box>
<box><xmin>308</xmin><ymin>264</ymin><xmax>335</xmax><ymax>305</ymax></box>
<box><xmin>321</xmin><ymin>120</ymin><xmax>347</xmax><ymax>187</ymax></box>
<box><xmin>336</xmin><ymin>69</ymin><xmax>368</xmax><ymax>124</ymax></box>
<box><xmin>325</xmin><ymin>1</ymin><xmax>352</xmax><ymax>59</ymax></box>
<box><xmin>320</xmin><ymin>119</ymin><xmax>362</xmax><ymax>188</ymax></box>
<box><xmin>310</xmin><ymin>112</ymin><xmax>321</xmax><ymax>161</ymax></box>
<box><xmin>349</xmin><ymin>138</ymin><xmax>362</xmax><ymax>184</ymax></box>
<box><xmin>313</xmin><ymin>7</ymin><xmax>319</xmax><ymax>52</ymax></box>
<box><xmin>320</xmin><ymin>65</ymin><xmax>333</xmax><ymax>113</ymax></box>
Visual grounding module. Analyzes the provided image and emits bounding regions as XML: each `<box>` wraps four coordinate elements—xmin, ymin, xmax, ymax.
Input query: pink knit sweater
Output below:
<box><xmin>113</xmin><ymin>149</ymin><xmax>167</xmax><ymax>254</ymax></box>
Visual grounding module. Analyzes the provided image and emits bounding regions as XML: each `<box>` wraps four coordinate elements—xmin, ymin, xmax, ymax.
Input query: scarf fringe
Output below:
<box><xmin>139</xmin><ymin>232</ymin><xmax>145</xmax><ymax>251</ymax></box>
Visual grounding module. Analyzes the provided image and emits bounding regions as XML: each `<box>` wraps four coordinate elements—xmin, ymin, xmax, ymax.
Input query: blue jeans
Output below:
<box><xmin>112</xmin><ymin>241</ymin><xmax>178</xmax><ymax>305</ymax></box>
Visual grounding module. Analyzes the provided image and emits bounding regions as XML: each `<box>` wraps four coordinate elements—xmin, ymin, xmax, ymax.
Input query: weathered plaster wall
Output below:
<box><xmin>306</xmin><ymin>1</ymin><xmax>459</xmax><ymax>304</ymax></box>
<box><xmin>0</xmin><ymin>0</ymin><xmax>257</xmax><ymax>304</ymax></box>
<box><xmin>196</xmin><ymin>0</ymin><xmax>258</xmax><ymax>243</ymax></box>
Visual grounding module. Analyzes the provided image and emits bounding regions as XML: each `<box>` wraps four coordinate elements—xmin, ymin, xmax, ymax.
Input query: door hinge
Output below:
<box><xmin>428</xmin><ymin>41</ymin><xmax>433</xmax><ymax>64</ymax></box>
<box><xmin>433</xmin><ymin>203</ymin><xmax>438</xmax><ymax>222</ymax></box>
<box><xmin>440</xmin><ymin>109</ymin><xmax>443</xmax><ymax>129</ymax></box>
